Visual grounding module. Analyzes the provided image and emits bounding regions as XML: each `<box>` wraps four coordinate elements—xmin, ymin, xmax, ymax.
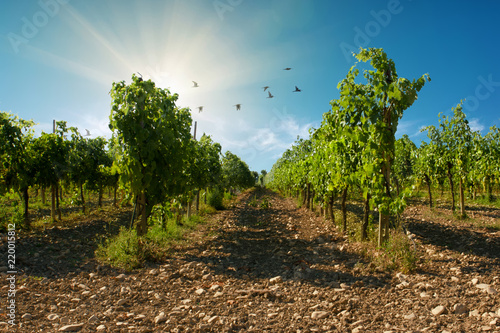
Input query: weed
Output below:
<box><xmin>208</xmin><ymin>188</ymin><xmax>224</xmax><ymax>210</ymax></box>
<box><xmin>95</xmin><ymin>226</ymin><xmax>141</xmax><ymax>271</ymax></box>
<box><xmin>248</xmin><ymin>195</ymin><xmax>258</xmax><ymax>208</ymax></box>
<box><xmin>383</xmin><ymin>230</ymin><xmax>419</xmax><ymax>273</ymax></box>
<box><xmin>260</xmin><ymin>197</ymin><xmax>271</xmax><ymax>210</ymax></box>
<box><xmin>96</xmin><ymin>214</ymin><xmax>206</xmax><ymax>271</ymax></box>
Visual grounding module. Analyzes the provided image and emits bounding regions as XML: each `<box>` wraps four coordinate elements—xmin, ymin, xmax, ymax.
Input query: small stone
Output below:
<box><xmin>149</xmin><ymin>269</ymin><xmax>159</xmax><ymax>275</ymax></box>
<box><xmin>476</xmin><ymin>283</ymin><xmax>490</xmax><ymax>290</ymax></box>
<box><xmin>470</xmin><ymin>309</ymin><xmax>481</xmax><ymax>317</ymax></box>
<box><xmin>431</xmin><ymin>305</ymin><xmax>446</xmax><ymax>316</ymax></box>
<box><xmin>115</xmin><ymin>274</ymin><xmax>126</xmax><ymax>280</ymax></box>
<box><xmin>60</xmin><ymin>317</ymin><xmax>71</xmax><ymax>324</ymax></box>
<box><xmin>210</xmin><ymin>284</ymin><xmax>221</xmax><ymax>291</ymax></box>
<box><xmin>486</xmin><ymin>286</ymin><xmax>498</xmax><ymax>295</ymax></box>
<box><xmin>59</xmin><ymin>323</ymin><xmax>84</xmax><ymax>332</ymax></box>
<box><xmin>454</xmin><ymin>303</ymin><xmax>468</xmax><ymax>315</ymax></box>
<box><xmin>269</xmin><ymin>276</ymin><xmax>283</xmax><ymax>284</ymax></box>
<box><xmin>481</xmin><ymin>326</ymin><xmax>492</xmax><ymax>331</ymax></box>
<box><xmin>195</xmin><ymin>288</ymin><xmax>205</xmax><ymax>295</ymax></box>
<box><xmin>404</xmin><ymin>313</ymin><xmax>416</xmax><ymax>320</ymax></box>
<box><xmin>471</xmin><ymin>278</ymin><xmax>479</xmax><ymax>285</ymax></box>
<box><xmin>96</xmin><ymin>325</ymin><xmax>106</xmax><ymax>331</ymax></box>
<box><xmin>207</xmin><ymin>315</ymin><xmax>218</xmax><ymax>323</ymax></box>
<box><xmin>48</xmin><ymin>314</ymin><xmax>60</xmax><ymax>321</ymax></box>
<box><xmin>352</xmin><ymin>327</ymin><xmax>364</xmax><ymax>333</ymax></box>
<box><xmin>451</xmin><ymin>276</ymin><xmax>459</xmax><ymax>282</ymax></box>
<box><xmin>22</xmin><ymin>313</ymin><xmax>33</xmax><ymax>320</ymax></box>
<box><xmin>154</xmin><ymin>312</ymin><xmax>167</xmax><ymax>324</ymax></box>
<box><xmin>88</xmin><ymin>315</ymin><xmax>99</xmax><ymax>324</ymax></box>
<box><xmin>117</xmin><ymin>299</ymin><xmax>127</xmax><ymax>306</ymax></box>
<box><xmin>420</xmin><ymin>292</ymin><xmax>430</xmax><ymax>298</ymax></box>
<box><xmin>214</xmin><ymin>291</ymin><xmax>224</xmax><ymax>297</ymax></box>
<box><xmin>311</xmin><ymin>311</ymin><xmax>329</xmax><ymax>319</ymax></box>
<box><xmin>78</xmin><ymin>284</ymin><xmax>88</xmax><ymax>289</ymax></box>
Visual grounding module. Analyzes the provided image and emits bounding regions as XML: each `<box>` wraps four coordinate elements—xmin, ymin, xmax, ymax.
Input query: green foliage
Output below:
<box><xmin>96</xmin><ymin>226</ymin><xmax>141</xmax><ymax>271</ymax></box>
<box><xmin>96</xmin><ymin>215</ymin><xmax>205</xmax><ymax>270</ymax></box>
<box><xmin>109</xmin><ymin>74</ymin><xmax>195</xmax><ymax>233</ymax></box>
<box><xmin>221</xmin><ymin>151</ymin><xmax>255</xmax><ymax>192</ymax></box>
<box><xmin>260</xmin><ymin>196</ymin><xmax>271</xmax><ymax>209</ymax></box>
<box><xmin>207</xmin><ymin>188</ymin><xmax>224</xmax><ymax>210</ymax></box>
<box><xmin>268</xmin><ymin>47</ymin><xmax>430</xmax><ymax>244</ymax></box>
<box><xmin>383</xmin><ymin>230</ymin><xmax>419</xmax><ymax>273</ymax></box>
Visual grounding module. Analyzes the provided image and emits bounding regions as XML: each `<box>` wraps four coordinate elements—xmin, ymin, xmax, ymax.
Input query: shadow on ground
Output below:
<box><xmin>11</xmin><ymin>206</ymin><xmax>132</xmax><ymax>279</ymax></box>
<box><xmin>177</xmin><ymin>188</ymin><xmax>392</xmax><ymax>289</ymax></box>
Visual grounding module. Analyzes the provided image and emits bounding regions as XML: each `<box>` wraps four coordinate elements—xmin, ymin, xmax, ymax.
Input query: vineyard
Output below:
<box><xmin>1</xmin><ymin>47</ymin><xmax>500</xmax><ymax>331</ymax></box>
<box><xmin>1</xmin><ymin>73</ymin><xmax>257</xmax><ymax>235</ymax></box>
<box><xmin>267</xmin><ymin>48</ymin><xmax>500</xmax><ymax>246</ymax></box>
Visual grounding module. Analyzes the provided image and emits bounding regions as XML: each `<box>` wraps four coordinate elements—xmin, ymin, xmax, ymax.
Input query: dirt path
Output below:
<box><xmin>1</xmin><ymin>188</ymin><xmax>499</xmax><ymax>332</ymax></box>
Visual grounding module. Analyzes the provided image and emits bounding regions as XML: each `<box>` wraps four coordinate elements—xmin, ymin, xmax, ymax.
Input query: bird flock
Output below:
<box><xmin>192</xmin><ymin>67</ymin><xmax>301</xmax><ymax>113</ymax></box>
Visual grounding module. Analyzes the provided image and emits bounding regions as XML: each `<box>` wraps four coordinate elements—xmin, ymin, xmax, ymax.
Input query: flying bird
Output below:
<box><xmin>198</xmin><ymin>106</ymin><xmax>203</xmax><ymax>113</ymax></box>
<box><xmin>84</xmin><ymin>129</ymin><xmax>91</xmax><ymax>136</ymax></box>
<box><xmin>262</xmin><ymin>86</ymin><xmax>269</xmax><ymax>91</ymax></box>
<box><xmin>192</xmin><ymin>81</ymin><xmax>199</xmax><ymax>87</ymax></box>
<box><xmin>293</xmin><ymin>86</ymin><xmax>301</xmax><ymax>92</ymax></box>
<box><xmin>267</xmin><ymin>91</ymin><xmax>274</xmax><ymax>98</ymax></box>
<box><xmin>283</xmin><ymin>67</ymin><xmax>292</xmax><ymax>70</ymax></box>
<box><xmin>234</xmin><ymin>104</ymin><xmax>241</xmax><ymax>111</ymax></box>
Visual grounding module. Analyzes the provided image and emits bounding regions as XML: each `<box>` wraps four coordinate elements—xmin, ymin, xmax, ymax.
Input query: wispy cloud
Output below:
<box><xmin>469</xmin><ymin>118</ymin><xmax>485</xmax><ymax>132</ymax></box>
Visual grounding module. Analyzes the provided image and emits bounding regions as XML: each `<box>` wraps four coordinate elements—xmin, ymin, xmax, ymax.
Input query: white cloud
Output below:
<box><xmin>469</xmin><ymin>118</ymin><xmax>485</xmax><ymax>132</ymax></box>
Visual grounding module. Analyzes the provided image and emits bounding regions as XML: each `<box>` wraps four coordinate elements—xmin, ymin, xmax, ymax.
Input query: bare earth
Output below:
<box><xmin>1</xmin><ymin>188</ymin><xmax>499</xmax><ymax>332</ymax></box>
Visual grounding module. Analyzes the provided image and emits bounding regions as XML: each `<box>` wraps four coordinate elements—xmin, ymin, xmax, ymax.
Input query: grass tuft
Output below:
<box><xmin>96</xmin><ymin>215</ymin><xmax>205</xmax><ymax>271</ymax></box>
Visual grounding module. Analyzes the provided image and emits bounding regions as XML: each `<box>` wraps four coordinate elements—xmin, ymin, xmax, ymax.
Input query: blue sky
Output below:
<box><xmin>1</xmin><ymin>0</ymin><xmax>499</xmax><ymax>173</ymax></box>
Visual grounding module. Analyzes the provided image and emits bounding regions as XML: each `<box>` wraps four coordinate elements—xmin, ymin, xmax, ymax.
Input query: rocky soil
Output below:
<box><xmin>1</xmin><ymin>188</ymin><xmax>499</xmax><ymax>332</ymax></box>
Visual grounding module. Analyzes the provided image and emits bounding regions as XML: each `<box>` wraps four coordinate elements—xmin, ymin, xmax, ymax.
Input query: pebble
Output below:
<box><xmin>88</xmin><ymin>314</ymin><xmax>99</xmax><ymax>323</ymax></box>
<box><xmin>486</xmin><ymin>286</ymin><xmax>498</xmax><ymax>295</ymax></box>
<box><xmin>59</xmin><ymin>323</ymin><xmax>84</xmax><ymax>332</ymax></box>
<box><xmin>60</xmin><ymin>317</ymin><xmax>71</xmax><ymax>324</ymax></box>
<box><xmin>117</xmin><ymin>299</ymin><xmax>128</xmax><ymax>306</ymax></box>
<box><xmin>453</xmin><ymin>303</ymin><xmax>468</xmax><ymax>315</ymax></box>
<box><xmin>207</xmin><ymin>315</ymin><xmax>218</xmax><ymax>323</ymax></box>
<box><xmin>311</xmin><ymin>311</ymin><xmax>329</xmax><ymax>319</ymax></box>
<box><xmin>195</xmin><ymin>288</ymin><xmax>205</xmax><ymax>295</ymax></box>
<box><xmin>48</xmin><ymin>314</ymin><xmax>60</xmax><ymax>321</ymax></box>
<box><xmin>22</xmin><ymin>313</ymin><xmax>33</xmax><ymax>320</ymax></box>
<box><xmin>115</xmin><ymin>274</ymin><xmax>126</xmax><ymax>281</ymax></box>
<box><xmin>269</xmin><ymin>276</ymin><xmax>283</xmax><ymax>284</ymax></box>
<box><xmin>96</xmin><ymin>325</ymin><xmax>106</xmax><ymax>331</ymax></box>
<box><xmin>476</xmin><ymin>283</ymin><xmax>490</xmax><ymax>290</ymax></box>
<box><xmin>404</xmin><ymin>313</ymin><xmax>416</xmax><ymax>320</ymax></box>
<box><xmin>431</xmin><ymin>305</ymin><xmax>446</xmax><ymax>316</ymax></box>
<box><xmin>154</xmin><ymin>312</ymin><xmax>167</xmax><ymax>324</ymax></box>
